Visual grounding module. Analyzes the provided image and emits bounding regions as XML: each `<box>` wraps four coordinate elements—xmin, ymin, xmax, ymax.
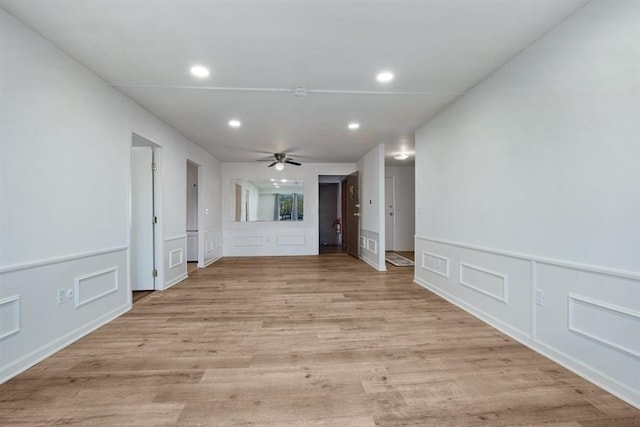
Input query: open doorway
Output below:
<box><xmin>318</xmin><ymin>175</ymin><xmax>345</xmax><ymax>254</ymax></box>
<box><xmin>186</xmin><ymin>160</ymin><xmax>200</xmax><ymax>274</ymax></box>
<box><xmin>130</xmin><ymin>134</ymin><xmax>162</xmax><ymax>302</ymax></box>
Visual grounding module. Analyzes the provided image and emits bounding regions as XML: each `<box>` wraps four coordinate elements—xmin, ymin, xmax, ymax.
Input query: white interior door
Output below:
<box><xmin>385</xmin><ymin>176</ymin><xmax>395</xmax><ymax>251</ymax></box>
<box><xmin>131</xmin><ymin>146</ymin><xmax>155</xmax><ymax>290</ymax></box>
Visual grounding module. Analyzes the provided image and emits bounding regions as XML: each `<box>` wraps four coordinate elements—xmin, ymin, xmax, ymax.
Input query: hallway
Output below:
<box><xmin>1</xmin><ymin>254</ymin><xmax>637</xmax><ymax>426</ymax></box>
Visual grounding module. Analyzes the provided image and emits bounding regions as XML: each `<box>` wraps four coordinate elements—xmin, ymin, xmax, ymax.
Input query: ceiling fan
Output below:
<box><xmin>259</xmin><ymin>153</ymin><xmax>302</xmax><ymax>171</ymax></box>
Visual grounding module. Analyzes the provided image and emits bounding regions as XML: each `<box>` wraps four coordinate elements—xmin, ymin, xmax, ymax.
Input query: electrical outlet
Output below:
<box><xmin>535</xmin><ymin>289</ymin><xmax>545</xmax><ymax>307</ymax></box>
<box><xmin>57</xmin><ymin>288</ymin><xmax>66</xmax><ymax>305</ymax></box>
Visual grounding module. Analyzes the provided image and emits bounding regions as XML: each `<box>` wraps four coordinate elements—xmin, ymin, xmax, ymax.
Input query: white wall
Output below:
<box><xmin>385</xmin><ymin>166</ymin><xmax>415</xmax><ymax>252</ymax></box>
<box><xmin>357</xmin><ymin>144</ymin><xmax>386</xmax><ymax>271</ymax></box>
<box><xmin>414</xmin><ymin>0</ymin><xmax>640</xmax><ymax>408</ymax></box>
<box><xmin>0</xmin><ymin>9</ymin><xmax>222</xmax><ymax>383</ymax></box>
<box><xmin>222</xmin><ymin>163</ymin><xmax>356</xmax><ymax>256</ymax></box>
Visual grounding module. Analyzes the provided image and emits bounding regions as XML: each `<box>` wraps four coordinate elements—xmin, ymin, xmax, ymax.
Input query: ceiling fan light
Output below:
<box><xmin>275</xmin><ymin>162</ymin><xmax>285</xmax><ymax>171</ymax></box>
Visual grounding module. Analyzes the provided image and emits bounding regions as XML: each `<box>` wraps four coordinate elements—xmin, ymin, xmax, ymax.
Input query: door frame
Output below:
<box><xmin>385</xmin><ymin>176</ymin><xmax>395</xmax><ymax>252</ymax></box>
<box><xmin>129</xmin><ymin>132</ymin><xmax>164</xmax><ymax>296</ymax></box>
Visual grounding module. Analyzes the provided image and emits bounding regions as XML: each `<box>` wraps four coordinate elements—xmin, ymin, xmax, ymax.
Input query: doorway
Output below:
<box><xmin>130</xmin><ymin>135</ymin><xmax>161</xmax><ymax>294</ymax></box>
<box><xmin>318</xmin><ymin>176</ymin><xmax>345</xmax><ymax>254</ymax></box>
<box><xmin>344</xmin><ymin>172</ymin><xmax>360</xmax><ymax>258</ymax></box>
<box><xmin>186</xmin><ymin>160</ymin><xmax>199</xmax><ymax>269</ymax></box>
<box><xmin>385</xmin><ymin>176</ymin><xmax>395</xmax><ymax>252</ymax></box>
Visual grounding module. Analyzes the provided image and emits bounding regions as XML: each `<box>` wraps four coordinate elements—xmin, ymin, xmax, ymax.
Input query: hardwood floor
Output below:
<box><xmin>1</xmin><ymin>254</ymin><xmax>638</xmax><ymax>426</ymax></box>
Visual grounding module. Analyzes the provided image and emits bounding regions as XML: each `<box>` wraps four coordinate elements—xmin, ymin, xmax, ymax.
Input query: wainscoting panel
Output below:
<box><xmin>0</xmin><ymin>247</ymin><xmax>128</xmax><ymax>384</ymax></box>
<box><xmin>223</xmin><ymin>227</ymin><xmax>318</xmax><ymax>257</ymax></box>
<box><xmin>163</xmin><ymin>237</ymin><xmax>187</xmax><ymax>290</ymax></box>
<box><xmin>277</xmin><ymin>235</ymin><xmax>306</xmax><ymax>246</ymax></box>
<box><xmin>233</xmin><ymin>236</ymin><xmax>263</xmax><ymax>247</ymax></box>
<box><xmin>421</xmin><ymin>251</ymin><xmax>449</xmax><ymax>279</ymax></box>
<box><xmin>459</xmin><ymin>262</ymin><xmax>508</xmax><ymax>304</ymax></box>
<box><xmin>0</xmin><ymin>295</ymin><xmax>20</xmax><ymax>340</ymax></box>
<box><xmin>202</xmin><ymin>229</ymin><xmax>223</xmax><ymax>268</ymax></box>
<box><xmin>360</xmin><ymin>229</ymin><xmax>384</xmax><ymax>271</ymax></box>
<box><xmin>169</xmin><ymin>249</ymin><xmax>183</xmax><ymax>269</ymax></box>
<box><xmin>414</xmin><ymin>235</ymin><xmax>640</xmax><ymax>409</ymax></box>
<box><xmin>415</xmin><ymin>237</ymin><xmax>530</xmax><ymax>335</ymax></box>
<box><xmin>535</xmin><ymin>261</ymin><xmax>640</xmax><ymax>405</ymax></box>
<box><xmin>74</xmin><ymin>267</ymin><xmax>118</xmax><ymax>308</ymax></box>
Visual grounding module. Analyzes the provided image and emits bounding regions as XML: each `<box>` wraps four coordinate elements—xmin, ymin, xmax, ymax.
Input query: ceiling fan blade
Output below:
<box><xmin>284</xmin><ymin>159</ymin><xmax>302</xmax><ymax>166</ymax></box>
<box><xmin>267</xmin><ymin>161</ymin><xmax>277</xmax><ymax>167</ymax></box>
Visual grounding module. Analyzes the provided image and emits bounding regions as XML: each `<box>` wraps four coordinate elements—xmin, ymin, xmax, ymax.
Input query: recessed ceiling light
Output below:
<box><xmin>228</xmin><ymin>119</ymin><xmax>241</xmax><ymax>128</ymax></box>
<box><xmin>394</xmin><ymin>154</ymin><xmax>409</xmax><ymax>160</ymax></box>
<box><xmin>190</xmin><ymin>65</ymin><xmax>210</xmax><ymax>78</ymax></box>
<box><xmin>348</xmin><ymin>122</ymin><xmax>360</xmax><ymax>130</ymax></box>
<box><xmin>270</xmin><ymin>178</ymin><xmax>275</xmax><ymax>182</ymax></box>
<box><xmin>281</xmin><ymin>179</ymin><xmax>287</xmax><ymax>183</ymax></box>
<box><xmin>376</xmin><ymin>71</ymin><xmax>394</xmax><ymax>83</ymax></box>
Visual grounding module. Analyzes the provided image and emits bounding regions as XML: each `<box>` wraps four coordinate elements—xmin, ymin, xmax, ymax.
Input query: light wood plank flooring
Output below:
<box><xmin>1</xmin><ymin>254</ymin><xmax>638</xmax><ymax>426</ymax></box>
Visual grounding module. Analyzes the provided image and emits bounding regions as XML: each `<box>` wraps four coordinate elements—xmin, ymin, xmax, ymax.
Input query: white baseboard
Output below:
<box><xmin>360</xmin><ymin>255</ymin><xmax>386</xmax><ymax>272</ymax></box>
<box><xmin>413</xmin><ymin>276</ymin><xmax>640</xmax><ymax>410</ymax></box>
<box><xmin>0</xmin><ymin>302</ymin><xmax>130</xmax><ymax>384</ymax></box>
<box><xmin>202</xmin><ymin>255</ymin><xmax>222</xmax><ymax>268</ymax></box>
<box><xmin>163</xmin><ymin>272</ymin><xmax>188</xmax><ymax>290</ymax></box>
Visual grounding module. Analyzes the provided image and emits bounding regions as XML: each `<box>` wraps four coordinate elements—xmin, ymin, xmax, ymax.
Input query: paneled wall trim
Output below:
<box><xmin>421</xmin><ymin>250</ymin><xmax>450</xmax><ymax>278</ymax></box>
<box><xmin>74</xmin><ymin>267</ymin><xmax>119</xmax><ymax>308</ymax></box>
<box><xmin>164</xmin><ymin>234</ymin><xmax>188</xmax><ymax>242</ymax></box>
<box><xmin>0</xmin><ymin>295</ymin><xmax>20</xmax><ymax>340</ymax></box>
<box><xmin>414</xmin><ymin>235</ymin><xmax>640</xmax><ymax>409</ymax></box>
<box><xmin>169</xmin><ymin>249</ymin><xmax>184</xmax><ymax>269</ymax></box>
<box><xmin>459</xmin><ymin>262</ymin><xmax>509</xmax><ymax>304</ymax></box>
<box><xmin>568</xmin><ymin>293</ymin><xmax>640</xmax><ymax>359</ymax></box>
<box><xmin>417</xmin><ymin>235</ymin><xmax>640</xmax><ymax>280</ymax></box>
<box><xmin>277</xmin><ymin>235</ymin><xmax>306</xmax><ymax>246</ymax></box>
<box><xmin>0</xmin><ymin>246</ymin><xmax>128</xmax><ymax>274</ymax></box>
<box><xmin>366</xmin><ymin>238</ymin><xmax>378</xmax><ymax>255</ymax></box>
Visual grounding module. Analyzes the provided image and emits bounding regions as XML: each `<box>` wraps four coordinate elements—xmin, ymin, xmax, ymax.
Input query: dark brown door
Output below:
<box><xmin>345</xmin><ymin>172</ymin><xmax>360</xmax><ymax>258</ymax></box>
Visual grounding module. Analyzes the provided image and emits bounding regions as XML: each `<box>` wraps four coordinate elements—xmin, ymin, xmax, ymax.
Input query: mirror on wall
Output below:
<box><xmin>232</xmin><ymin>179</ymin><xmax>304</xmax><ymax>222</ymax></box>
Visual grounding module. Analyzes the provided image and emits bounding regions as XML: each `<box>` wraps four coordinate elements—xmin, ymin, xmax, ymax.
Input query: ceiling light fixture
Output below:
<box><xmin>228</xmin><ymin>119</ymin><xmax>241</xmax><ymax>128</ymax></box>
<box><xmin>348</xmin><ymin>122</ymin><xmax>360</xmax><ymax>130</ymax></box>
<box><xmin>275</xmin><ymin>163</ymin><xmax>285</xmax><ymax>171</ymax></box>
<box><xmin>376</xmin><ymin>71</ymin><xmax>394</xmax><ymax>83</ymax></box>
<box><xmin>281</xmin><ymin>179</ymin><xmax>287</xmax><ymax>183</ymax></box>
<box><xmin>394</xmin><ymin>154</ymin><xmax>409</xmax><ymax>160</ymax></box>
<box><xmin>270</xmin><ymin>178</ymin><xmax>275</xmax><ymax>182</ymax></box>
<box><xmin>190</xmin><ymin>65</ymin><xmax>210</xmax><ymax>78</ymax></box>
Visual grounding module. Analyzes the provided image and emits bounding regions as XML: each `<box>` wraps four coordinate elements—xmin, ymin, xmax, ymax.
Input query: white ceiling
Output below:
<box><xmin>0</xmin><ymin>0</ymin><xmax>587</xmax><ymax>166</ymax></box>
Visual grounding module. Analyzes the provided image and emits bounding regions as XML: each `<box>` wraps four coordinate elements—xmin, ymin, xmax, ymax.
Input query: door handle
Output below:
<box><xmin>354</xmin><ymin>213</ymin><xmax>361</xmax><ymax>217</ymax></box>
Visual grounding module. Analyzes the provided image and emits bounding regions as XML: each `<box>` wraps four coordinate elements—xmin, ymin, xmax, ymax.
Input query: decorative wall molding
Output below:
<box><xmin>205</xmin><ymin>239</ymin><xmax>215</xmax><ymax>253</ymax></box>
<box><xmin>366</xmin><ymin>238</ymin><xmax>378</xmax><ymax>254</ymax></box>
<box><xmin>169</xmin><ymin>249</ymin><xmax>184</xmax><ymax>269</ymax></box>
<box><xmin>277</xmin><ymin>235</ymin><xmax>306</xmax><ymax>246</ymax></box>
<box><xmin>359</xmin><ymin>236</ymin><xmax>366</xmax><ymax>248</ymax></box>
<box><xmin>416</xmin><ymin>235</ymin><xmax>639</xmax><ymax>280</ymax></box>
<box><xmin>459</xmin><ymin>262</ymin><xmax>509</xmax><ymax>304</ymax></box>
<box><xmin>0</xmin><ymin>246</ymin><xmax>128</xmax><ymax>274</ymax></box>
<box><xmin>421</xmin><ymin>250</ymin><xmax>450</xmax><ymax>279</ymax></box>
<box><xmin>0</xmin><ymin>295</ymin><xmax>20</xmax><ymax>340</ymax></box>
<box><xmin>413</xmin><ymin>274</ymin><xmax>640</xmax><ymax>410</ymax></box>
<box><xmin>232</xmin><ymin>236</ymin><xmax>263</xmax><ymax>247</ymax></box>
<box><xmin>74</xmin><ymin>266</ymin><xmax>119</xmax><ymax>309</ymax></box>
<box><xmin>0</xmin><ymin>303</ymin><xmax>129</xmax><ymax>384</ymax></box>
<box><xmin>568</xmin><ymin>293</ymin><xmax>640</xmax><ymax>359</ymax></box>
<box><xmin>202</xmin><ymin>255</ymin><xmax>222</xmax><ymax>268</ymax></box>
<box><xmin>164</xmin><ymin>234</ymin><xmax>187</xmax><ymax>242</ymax></box>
